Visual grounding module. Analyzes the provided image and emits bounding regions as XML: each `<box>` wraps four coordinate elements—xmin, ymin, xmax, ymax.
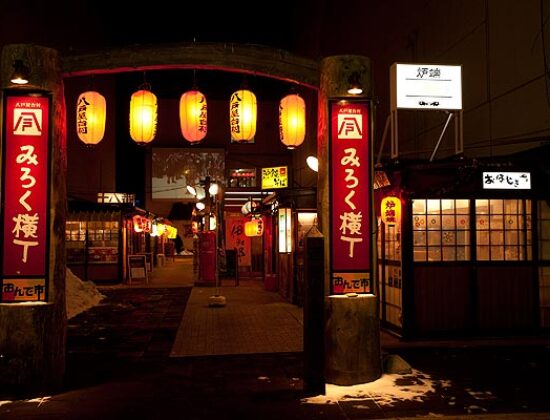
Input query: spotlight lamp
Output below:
<box><xmin>10</xmin><ymin>60</ymin><xmax>30</xmax><ymax>85</ymax></box>
<box><xmin>347</xmin><ymin>72</ymin><xmax>363</xmax><ymax>95</ymax></box>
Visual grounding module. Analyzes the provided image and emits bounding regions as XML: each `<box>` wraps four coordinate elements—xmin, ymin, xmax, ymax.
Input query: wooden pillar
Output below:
<box><xmin>318</xmin><ymin>55</ymin><xmax>381</xmax><ymax>385</ymax></box>
<box><xmin>0</xmin><ymin>44</ymin><xmax>67</xmax><ymax>393</ymax></box>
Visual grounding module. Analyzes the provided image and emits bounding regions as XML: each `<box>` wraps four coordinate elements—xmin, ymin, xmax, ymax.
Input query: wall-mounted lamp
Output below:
<box><xmin>10</xmin><ymin>60</ymin><xmax>30</xmax><ymax>85</ymax></box>
<box><xmin>306</xmin><ymin>156</ymin><xmax>318</xmax><ymax>172</ymax></box>
<box><xmin>347</xmin><ymin>72</ymin><xmax>363</xmax><ymax>95</ymax></box>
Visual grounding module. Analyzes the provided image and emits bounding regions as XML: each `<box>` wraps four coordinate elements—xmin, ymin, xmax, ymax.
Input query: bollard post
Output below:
<box><xmin>303</xmin><ymin>225</ymin><xmax>325</xmax><ymax>395</ymax></box>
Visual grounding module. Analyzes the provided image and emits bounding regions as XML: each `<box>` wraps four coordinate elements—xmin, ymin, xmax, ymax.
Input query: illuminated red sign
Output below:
<box><xmin>1</xmin><ymin>94</ymin><xmax>50</xmax><ymax>302</ymax></box>
<box><xmin>330</xmin><ymin>101</ymin><xmax>372</xmax><ymax>294</ymax></box>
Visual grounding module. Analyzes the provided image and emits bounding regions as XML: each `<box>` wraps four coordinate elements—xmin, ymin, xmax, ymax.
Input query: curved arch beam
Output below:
<box><xmin>62</xmin><ymin>42</ymin><xmax>320</xmax><ymax>90</ymax></box>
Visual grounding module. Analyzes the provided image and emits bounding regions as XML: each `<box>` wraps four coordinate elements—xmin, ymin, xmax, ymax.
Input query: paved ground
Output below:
<box><xmin>2</xmin><ymin>257</ymin><xmax>550</xmax><ymax>419</ymax></box>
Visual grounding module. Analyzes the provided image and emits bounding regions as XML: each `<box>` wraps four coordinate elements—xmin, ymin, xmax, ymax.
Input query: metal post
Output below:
<box><xmin>429</xmin><ymin>111</ymin><xmax>454</xmax><ymax>162</ymax></box>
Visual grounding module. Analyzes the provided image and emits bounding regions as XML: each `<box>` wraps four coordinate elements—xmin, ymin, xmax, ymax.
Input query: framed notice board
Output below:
<box><xmin>127</xmin><ymin>254</ymin><xmax>148</xmax><ymax>283</ymax></box>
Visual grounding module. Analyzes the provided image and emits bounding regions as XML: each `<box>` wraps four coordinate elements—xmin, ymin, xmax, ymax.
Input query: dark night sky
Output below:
<box><xmin>0</xmin><ymin>0</ymin><xmax>411</xmax><ymax>60</ymax></box>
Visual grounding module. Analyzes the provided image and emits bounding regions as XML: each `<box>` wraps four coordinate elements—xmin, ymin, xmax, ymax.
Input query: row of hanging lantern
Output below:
<box><xmin>76</xmin><ymin>82</ymin><xmax>306</xmax><ymax>149</ymax></box>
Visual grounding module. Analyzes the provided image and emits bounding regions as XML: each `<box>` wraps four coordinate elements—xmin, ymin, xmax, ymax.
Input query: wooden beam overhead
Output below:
<box><xmin>62</xmin><ymin>42</ymin><xmax>320</xmax><ymax>90</ymax></box>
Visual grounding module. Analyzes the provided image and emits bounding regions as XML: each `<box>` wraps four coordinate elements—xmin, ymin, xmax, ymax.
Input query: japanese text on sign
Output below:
<box><xmin>2</xmin><ymin>95</ymin><xmax>50</xmax><ymax>303</ymax></box>
<box><xmin>330</xmin><ymin>101</ymin><xmax>372</xmax><ymax>295</ymax></box>
<box><xmin>261</xmin><ymin>166</ymin><xmax>288</xmax><ymax>189</ymax></box>
<box><xmin>482</xmin><ymin>172</ymin><xmax>531</xmax><ymax>190</ymax></box>
<box><xmin>331</xmin><ymin>272</ymin><xmax>372</xmax><ymax>294</ymax></box>
<box><xmin>330</xmin><ymin>102</ymin><xmax>371</xmax><ymax>272</ymax></box>
<box><xmin>391</xmin><ymin>63</ymin><xmax>462</xmax><ymax>110</ymax></box>
<box><xmin>2</xmin><ymin>279</ymin><xmax>46</xmax><ymax>302</ymax></box>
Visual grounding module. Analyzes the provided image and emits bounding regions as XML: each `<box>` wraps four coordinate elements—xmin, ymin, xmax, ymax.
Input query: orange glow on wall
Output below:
<box><xmin>279</xmin><ymin>93</ymin><xmax>305</xmax><ymax>149</ymax></box>
<box><xmin>76</xmin><ymin>91</ymin><xmax>106</xmax><ymax>145</ymax></box>
<box><xmin>130</xmin><ymin>88</ymin><xmax>157</xmax><ymax>144</ymax></box>
<box><xmin>180</xmin><ymin>90</ymin><xmax>207</xmax><ymax>143</ymax></box>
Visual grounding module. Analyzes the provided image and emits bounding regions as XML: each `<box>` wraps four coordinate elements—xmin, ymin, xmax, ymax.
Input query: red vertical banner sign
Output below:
<box><xmin>1</xmin><ymin>94</ymin><xmax>51</xmax><ymax>302</ymax></box>
<box><xmin>330</xmin><ymin>101</ymin><xmax>373</xmax><ymax>294</ymax></box>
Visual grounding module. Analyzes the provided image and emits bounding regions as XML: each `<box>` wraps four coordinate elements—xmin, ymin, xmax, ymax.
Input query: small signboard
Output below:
<box><xmin>391</xmin><ymin>63</ymin><xmax>462</xmax><ymax>110</ymax></box>
<box><xmin>261</xmin><ymin>166</ymin><xmax>288</xmax><ymax>189</ymax></box>
<box><xmin>127</xmin><ymin>255</ymin><xmax>148</xmax><ymax>283</ymax></box>
<box><xmin>482</xmin><ymin>172</ymin><xmax>531</xmax><ymax>190</ymax></box>
<box><xmin>331</xmin><ymin>272</ymin><xmax>372</xmax><ymax>294</ymax></box>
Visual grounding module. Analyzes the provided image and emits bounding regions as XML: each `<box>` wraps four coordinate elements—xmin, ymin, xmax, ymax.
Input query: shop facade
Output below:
<box><xmin>66</xmin><ymin>200</ymin><xmax>174</xmax><ymax>283</ymax></box>
<box><xmin>375</xmin><ymin>153</ymin><xmax>550</xmax><ymax>338</ymax></box>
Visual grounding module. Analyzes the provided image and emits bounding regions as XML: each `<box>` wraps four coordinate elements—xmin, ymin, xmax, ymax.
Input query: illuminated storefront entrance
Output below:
<box><xmin>376</xmin><ymin>156</ymin><xmax>550</xmax><ymax>338</ymax></box>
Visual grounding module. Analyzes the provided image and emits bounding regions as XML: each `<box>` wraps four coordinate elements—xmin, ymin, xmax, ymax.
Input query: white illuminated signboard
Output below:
<box><xmin>391</xmin><ymin>63</ymin><xmax>462</xmax><ymax>110</ymax></box>
<box><xmin>482</xmin><ymin>172</ymin><xmax>531</xmax><ymax>190</ymax></box>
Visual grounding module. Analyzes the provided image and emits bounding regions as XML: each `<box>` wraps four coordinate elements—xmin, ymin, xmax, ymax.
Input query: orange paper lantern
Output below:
<box><xmin>230</xmin><ymin>89</ymin><xmax>257</xmax><ymax>143</ymax></box>
<box><xmin>381</xmin><ymin>196</ymin><xmax>401</xmax><ymax>226</ymax></box>
<box><xmin>279</xmin><ymin>93</ymin><xmax>305</xmax><ymax>149</ymax></box>
<box><xmin>244</xmin><ymin>218</ymin><xmax>264</xmax><ymax>237</ymax></box>
<box><xmin>76</xmin><ymin>91</ymin><xmax>106</xmax><ymax>146</ymax></box>
<box><xmin>180</xmin><ymin>90</ymin><xmax>207</xmax><ymax>143</ymax></box>
<box><xmin>129</xmin><ymin>88</ymin><xmax>157</xmax><ymax>144</ymax></box>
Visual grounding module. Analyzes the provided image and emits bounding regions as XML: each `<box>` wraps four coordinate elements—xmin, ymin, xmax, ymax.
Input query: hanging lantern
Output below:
<box><xmin>279</xmin><ymin>93</ymin><xmax>305</xmax><ymax>149</ymax></box>
<box><xmin>76</xmin><ymin>91</ymin><xmax>106</xmax><ymax>146</ymax></box>
<box><xmin>129</xmin><ymin>87</ymin><xmax>157</xmax><ymax>144</ymax></box>
<box><xmin>156</xmin><ymin>223</ymin><xmax>166</xmax><ymax>236</ymax></box>
<box><xmin>230</xmin><ymin>89</ymin><xmax>257</xmax><ymax>143</ymax></box>
<box><xmin>133</xmin><ymin>215</ymin><xmax>144</xmax><ymax>232</ymax></box>
<box><xmin>166</xmin><ymin>225</ymin><xmax>178</xmax><ymax>239</ymax></box>
<box><xmin>245</xmin><ymin>218</ymin><xmax>264</xmax><ymax>237</ymax></box>
<box><xmin>150</xmin><ymin>223</ymin><xmax>159</xmax><ymax>237</ymax></box>
<box><xmin>180</xmin><ymin>90</ymin><xmax>207</xmax><ymax>143</ymax></box>
<box><xmin>381</xmin><ymin>196</ymin><xmax>402</xmax><ymax>226</ymax></box>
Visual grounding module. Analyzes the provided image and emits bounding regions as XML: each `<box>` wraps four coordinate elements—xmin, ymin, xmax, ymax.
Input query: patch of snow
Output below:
<box><xmin>302</xmin><ymin>369</ymin><xmax>445</xmax><ymax>406</ymax></box>
<box><xmin>66</xmin><ymin>267</ymin><xmax>105</xmax><ymax>319</ymax></box>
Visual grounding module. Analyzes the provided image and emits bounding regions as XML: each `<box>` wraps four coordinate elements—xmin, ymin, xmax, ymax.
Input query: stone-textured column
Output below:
<box><xmin>0</xmin><ymin>44</ymin><xmax>67</xmax><ymax>393</ymax></box>
<box><xmin>325</xmin><ymin>294</ymin><xmax>381</xmax><ymax>385</ymax></box>
<box><xmin>318</xmin><ymin>55</ymin><xmax>381</xmax><ymax>385</ymax></box>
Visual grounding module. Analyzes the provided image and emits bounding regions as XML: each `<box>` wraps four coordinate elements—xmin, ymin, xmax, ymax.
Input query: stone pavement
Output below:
<box><xmin>2</xmin><ymin>257</ymin><xmax>550</xmax><ymax>419</ymax></box>
<box><xmin>170</xmin><ymin>283</ymin><xmax>303</xmax><ymax>357</ymax></box>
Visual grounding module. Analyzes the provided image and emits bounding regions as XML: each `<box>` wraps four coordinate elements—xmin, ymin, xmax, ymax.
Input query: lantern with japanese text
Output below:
<box><xmin>132</xmin><ymin>215</ymin><xmax>151</xmax><ymax>233</ymax></box>
<box><xmin>133</xmin><ymin>215</ymin><xmax>143</xmax><ymax>232</ymax></box>
<box><xmin>180</xmin><ymin>90</ymin><xmax>207</xmax><ymax>143</ymax></box>
<box><xmin>381</xmin><ymin>196</ymin><xmax>401</xmax><ymax>226</ymax></box>
<box><xmin>244</xmin><ymin>218</ymin><xmax>264</xmax><ymax>237</ymax></box>
<box><xmin>130</xmin><ymin>86</ymin><xmax>157</xmax><ymax>144</ymax></box>
<box><xmin>76</xmin><ymin>91</ymin><xmax>106</xmax><ymax>146</ymax></box>
<box><xmin>279</xmin><ymin>93</ymin><xmax>305</xmax><ymax>149</ymax></box>
<box><xmin>230</xmin><ymin>89</ymin><xmax>256</xmax><ymax>143</ymax></box>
